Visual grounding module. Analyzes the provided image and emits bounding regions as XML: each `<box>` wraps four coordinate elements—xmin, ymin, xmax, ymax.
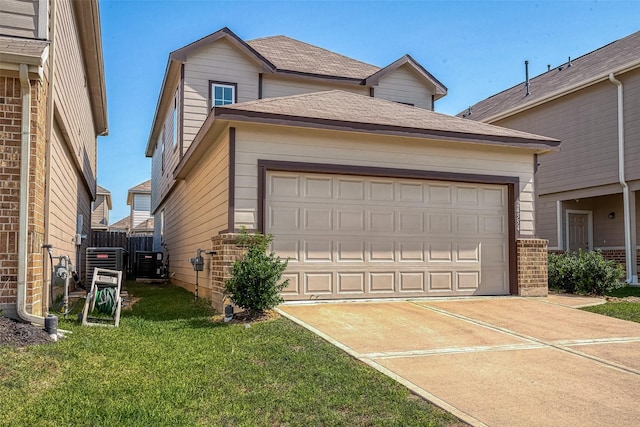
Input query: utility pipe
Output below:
<box><xmin>18</xmin><ymin>64</ymin><xmax>44</xmax><ymax>325</ymax></box>
<box><xmin>609</xmin><ymin>73</ymin><xmax>636</xmax><ymax>284</ymax></box>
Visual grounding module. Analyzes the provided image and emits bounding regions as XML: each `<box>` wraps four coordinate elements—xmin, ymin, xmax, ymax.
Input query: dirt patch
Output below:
<box><xmin>216</xmin><ymin>309</ymin><xmax>280</xmax><ymax>324</ymax></box>
<box><xmin>122</xmin><ymin>296</ymin><xmax>140</xmax><ymax>310</ymax></box>
<box><xmin>0</xmin><ymin>317</ymin><xmax>53</xmax><ymax>348</ymax></box>
<box><xmin>605</xmin><ymin>296</ymin><xmax>640</xmax><ymax>303</ymax></box>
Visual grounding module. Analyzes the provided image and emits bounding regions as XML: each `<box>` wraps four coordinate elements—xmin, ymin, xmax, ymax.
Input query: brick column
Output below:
<box><xmin>210</xmin><ymin>233</ymin><xmax>246</xmax><ymax>311</ymax></box>
<box><xmin>517</xmin><ymin>239</ymin><xmax>548</xmax><ymax>297</ymax></box>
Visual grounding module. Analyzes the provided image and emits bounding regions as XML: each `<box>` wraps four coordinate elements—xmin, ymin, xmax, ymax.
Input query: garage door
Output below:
<box><xmin>266</xmin><ymin>171</ymin><xmax>509</xmax><ymax>300</ymax></box>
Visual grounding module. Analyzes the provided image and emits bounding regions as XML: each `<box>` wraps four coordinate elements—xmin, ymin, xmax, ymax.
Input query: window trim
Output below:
<box><xmin>209</xmin><ymin>80</ymin><xmax>237</xmax><ymax>110</ymax></box>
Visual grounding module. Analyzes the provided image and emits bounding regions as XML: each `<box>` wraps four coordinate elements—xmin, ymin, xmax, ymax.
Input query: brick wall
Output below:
<box><xmin>0</xmin><ymin>75</ymin><xmax>48</xmax><ymax>316</ymax></box>
<box><xmin>598</xmin><ymin>249</ymin><xmax>640</xmax><ymax>274</ymax></box>
<box><xmin>517</xmin><ymin>238</ymin><xmax>548</xmax><ymax>296</ymax></box>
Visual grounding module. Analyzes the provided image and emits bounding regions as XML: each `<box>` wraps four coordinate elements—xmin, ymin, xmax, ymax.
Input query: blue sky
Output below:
<box><xmin>98</xmin><ymin>0</ymin><xmax>640</xmax><ymax>221</ymax></box>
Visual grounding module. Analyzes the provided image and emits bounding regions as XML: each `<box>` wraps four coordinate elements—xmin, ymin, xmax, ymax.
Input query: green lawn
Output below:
<box><xmin>581</xmin><ymin>286</ymin><xmax>640</xmax><ymax>322</ymax></box>
<box><xmin>0</xmin><ymin>282</ymin><xmax>458</xmax><ymax>426</ymax></box>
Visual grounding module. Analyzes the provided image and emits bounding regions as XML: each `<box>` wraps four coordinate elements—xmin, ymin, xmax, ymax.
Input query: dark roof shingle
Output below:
<box><xmin>247</xmin><ymin>35</ymin><xmax>380</xmax><ymax>80</ymax></box>
<box><xmin>461</xmin><ymin>31</ymin><xmax>640</xmax><ymax>122</ymax></box>
<box><xmin>218</xmin><ymin>90</ymin><xmax>558</xmax><ymax>145</ymax></box>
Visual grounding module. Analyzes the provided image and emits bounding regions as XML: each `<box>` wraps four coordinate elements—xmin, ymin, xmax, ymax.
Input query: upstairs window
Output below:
<box><xmin>210</xmin><ymin>81</ymin><xmax>237</xmax><ymax>109</ymax></box>
<box><xmin>172</xmin><ymin>95</ymin><xmax>178</xmax><ymax>146</ymax></box>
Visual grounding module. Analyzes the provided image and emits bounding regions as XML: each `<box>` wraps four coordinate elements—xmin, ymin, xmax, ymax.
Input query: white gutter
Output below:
<box><xmin>18</xmin><ymin>64</ymin><xmax>45</xmax><ymax>324</ymax></box>
<box><xmin>609</xmin><ymin>73</ymin><xmax>637</xmax><ymax>284</ymax></box>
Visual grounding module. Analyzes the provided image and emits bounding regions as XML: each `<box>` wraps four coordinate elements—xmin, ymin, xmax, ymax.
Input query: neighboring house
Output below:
<box><xmin>461</xmin><ymin>30</ymin><xmax>639</xmax><ymax>283</ymax></box>
<box><xmin>0</xmin><ymin>0</ymin><xmax>107</xmax><ymax>323</ymax></box>
<box><xmin>91</xmin><ymin>185</ymin><xmax>112</xmax><ymax>230</ymax></box>
<box><xmin>0</xmin><ymin>0</ymin><xmax>108</xmax><ymax>321</ymax></box>
<box><xmin>126</xmin><ymin>180</ymin><xmax>153</xmax><ymax>235</ymax></box>
<box><xmin>145</xmin><ymin>27</ymin><xmax>558</xmax><ymax>310</ymax></box>
<box><xmin>109</xmin><ymin>180</ymin><xmax>154</xmax><ymax>235</ymax></box>
<box><xmin>109</xmin><ymin>216</ymin><xmax>131</xmax><ymax>234</ymax></box>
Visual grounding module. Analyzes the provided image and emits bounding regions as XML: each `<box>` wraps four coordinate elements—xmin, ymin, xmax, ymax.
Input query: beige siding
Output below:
<box><xmin>261</xmin><ymin>75</ymin><xmax>368</xmax><ymax>99</ymax></box>
<box><xmin>496</xmin><ymin>81</ymin><xmax>618</xmax><ymax>196</ymax></box>
<box><xmin>163</xmin><ymin>130</ymin><xmax>230</xmax><ymax>294</ymax></box>
<box><xmin>48</xmin><ymin>120</ymin><xmax>91</xmax><ymax>270</ymax></box>
<box><xmin>622</xmin><ymin>69</ymin><xmax>640</xmax><ymax>180</ymax></box>
<box><xmin>536</xmin><ymin>197</ymin><xmax>559</xmax><ymax>248</ymax></box>
<box><xmin>150</xmin><ymin>88</ymin><xmax>180</xmax><ymax>213</ymax></box>
<box><xmin>0</xmin><ymin>0</ymin><xmax>40</xmax><ymax>38</ymax></box>
<box><xmin>52</xmin><ymin>0</ymin><xmax>97</xmax><ymax>194</ymax></box>
<box><xmin>132</xmin><ymin>194</ymin><xmax>151</xmax><ymax>228</ymax></box>
<box><xmin>182</xmin><ymin>38</ymin><xmax>260</xmax><ymax>150</ymax></box>
<box><xmin>592</xmin><ymin>194</ymin><xmax>625</xmax><ymax>248</ymax></box>
<box><xmin>233</xmin><ymin>125</ymin><xmax>536</xmax><ymax>236</ymax></box>
<box><xmin>374</xmin><ymin>64</ymin><xmax>434</xmax><ymax>110</ymax></box>
<box><xmin>91</xmin><ymin>195</ymin><xmax>108</xmax><ymax>229</ymax></box>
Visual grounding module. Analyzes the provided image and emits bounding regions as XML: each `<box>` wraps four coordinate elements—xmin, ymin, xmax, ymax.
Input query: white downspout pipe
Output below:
<box><xmin>18</xmin><ymin>64</ymin><xmax>44</xmax><ymax>325</ymax></box>
<box><xmin>609</xmin><ymin>73</ymin><xmax>636</xmax><ymax>284</ymax></box>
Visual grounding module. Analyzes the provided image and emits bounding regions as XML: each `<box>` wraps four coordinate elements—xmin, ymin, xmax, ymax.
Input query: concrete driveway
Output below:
<box><xmin>277</xmin><ymin>296</ymin><xmax>640</xmax><ymax>426</ymax></box>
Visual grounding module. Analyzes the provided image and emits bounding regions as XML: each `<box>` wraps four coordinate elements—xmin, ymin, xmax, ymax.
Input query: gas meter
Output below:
<box><xmin>190</xmin><ymin>254</ymin><xmax>204</xmax><ymax>271</ymax></box>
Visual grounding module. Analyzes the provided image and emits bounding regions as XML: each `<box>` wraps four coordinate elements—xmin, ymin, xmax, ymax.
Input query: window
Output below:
<box><xmin>172</xmin><ymin>96</ymin><xmax>178</xmax><ymax>146</ymax></box>
<box><xmin>160</xmin><ymin>209</ymin><xmax>165</xmax><ymax>242</ymax></box>
<box><xmin>210</xmin><ymin>82</ymin><xmax>236</xmax><ymax>108</ymax></box>
<box><xmin>159</xmin><ymin>129</ymin><xmax>165</xmax><ymax>173</ymax></box>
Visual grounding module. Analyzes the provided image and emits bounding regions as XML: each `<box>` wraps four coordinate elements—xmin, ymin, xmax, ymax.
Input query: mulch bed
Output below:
<box><xmin>0</xmin><ymin>317</ymin><xmax>53</xmax><ymax>348</ymax></box>
<box><xmin>216</xmin><ymin>309</ymin><xmax>280</xmax><ymax>324</ymax></box>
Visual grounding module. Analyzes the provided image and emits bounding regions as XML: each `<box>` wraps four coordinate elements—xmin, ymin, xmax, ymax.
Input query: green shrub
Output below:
<box><xmin>548</xmin><ymin>249</ymin><xmax>625</xmax><ymax>295</ymax></box>
<box><xmin>225</xmin><ymin>230</ymin><xmax>289</xmax><ymax>314</ymax></box>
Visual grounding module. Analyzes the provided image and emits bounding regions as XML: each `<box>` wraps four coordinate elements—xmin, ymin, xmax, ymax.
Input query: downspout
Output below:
<box><xmin>18</xmin><ymin>64</ymin><xmax>44</xmax><ymax>325</ymax></box>
<box><xmin>609</xmin><ymin>73</ymin><xmax>636</xmax><ymax>284</ymax></box>
<box><xmin>43</xmin><ymin>0</ymin><xmax>57</xmax><ymax>313</ymax></box>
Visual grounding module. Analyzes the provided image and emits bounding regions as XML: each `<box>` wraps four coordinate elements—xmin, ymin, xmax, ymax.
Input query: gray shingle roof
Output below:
<box><xmin>128</xmin><ymin>179</ymin><xmax>151</xmax><ymax>193</ymax></box>
<box><xmin>217</xmin><ymin>90</ymin><xmax>558</xmax><ymax>145</ymax></box>
<box><xmin>247</xmin><ymin>35</ymin><xmax>380</xmax><ymax>80</ymax></box>
<box><xmin>461</xmin><ymin>30</ymin><xmax>640</xmax><ymax>122</ymax></box>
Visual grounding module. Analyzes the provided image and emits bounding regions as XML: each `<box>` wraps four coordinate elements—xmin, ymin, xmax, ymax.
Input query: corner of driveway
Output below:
<box><xmin>278</xmin><ymin>296</ymin><xmax>640</xmax><ymax>427</ymax></box>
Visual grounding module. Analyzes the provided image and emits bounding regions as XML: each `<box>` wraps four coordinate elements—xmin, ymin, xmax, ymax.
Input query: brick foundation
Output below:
<box><xmin>517</xmin><ymin>239</ymin><xmax>548</xmax><ymax>296</ymax></box>
<box><xmin>598</xmin><ymin>249</ymin><xmax>640</xmax><ymax>274</ymax></box>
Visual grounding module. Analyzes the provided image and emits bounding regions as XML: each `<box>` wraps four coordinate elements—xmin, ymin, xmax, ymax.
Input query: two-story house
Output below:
<box><xmin>461</xmin><ymin>30</ymin><xmax>639</xmax><ymax>284</ymax></box>
<box><xmin>0</xmin><ymin>0</ymin><xmax>108</xmax><ymax>321</ymax></box>
<box><xmin>145</xmin><ymin>27</ymin><xmax>558</xmax><ymax>310</ymax></box>
<box><xmin>109</xmin><ymin>180</ymin><xmax>154</xmax><ymax>235</ymax></box>
<box><xmin>91</xmin><ymin>185</ymin><xmax>112</xmax><ymax>231</ymax></box>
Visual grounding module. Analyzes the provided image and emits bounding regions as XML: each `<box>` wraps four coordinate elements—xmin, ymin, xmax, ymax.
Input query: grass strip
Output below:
<box><xmin>0</xmin><ymin>282</ymin><xmax>458</xmax><ymax>426</ymax></box>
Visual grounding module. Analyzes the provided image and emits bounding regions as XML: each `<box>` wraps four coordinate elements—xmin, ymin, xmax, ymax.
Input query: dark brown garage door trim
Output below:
<box><xmin>257</xmin><ymin>160</ymin><xmax>519</xmax><ymax>295</ymax></box>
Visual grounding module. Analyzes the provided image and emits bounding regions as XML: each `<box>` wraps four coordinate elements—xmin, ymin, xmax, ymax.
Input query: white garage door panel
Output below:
<box><xmin>267</xmin><ymin>172</ymin><xmax>510</xmax><ymax>299</ymax></box>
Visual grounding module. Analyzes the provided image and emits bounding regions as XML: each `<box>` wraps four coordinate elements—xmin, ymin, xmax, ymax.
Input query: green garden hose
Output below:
<box><xmin>94</xmin><ymin>287</ymin><xmax>118</xmax><ymax>315</ymax></box>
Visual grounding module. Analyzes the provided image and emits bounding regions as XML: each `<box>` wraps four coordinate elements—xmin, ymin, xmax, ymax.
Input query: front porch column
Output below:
<box><xmin>626</xmin><ymin>190</ymin><xmax>637</xmax><ymax>283</ymax></box>
<box><xmin>517</xmin><ymin>239</ymin><xmax>548</xmax><ymax>296</ymax></box>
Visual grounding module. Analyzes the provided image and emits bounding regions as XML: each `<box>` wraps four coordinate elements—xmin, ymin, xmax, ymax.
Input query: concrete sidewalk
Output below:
<box><xmin>278</xmin><ymin>296</ymin><xmax>640</xmax><ymax>426</ymax></box>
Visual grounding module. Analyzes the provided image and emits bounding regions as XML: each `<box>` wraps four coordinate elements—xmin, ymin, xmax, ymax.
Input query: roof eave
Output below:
<box><xmin>365</xmin><ymin>54</ymin><xmax>448</xmax><ymax>97</ymax></box>
<box><xmin>71</xmin><ymin>0</ymin><xmax>108</xmax><ymax>135</ymax></box>
<box><xmin>480</xmin><ymin>58</ymin><xmax>640</xmax><ymax>123</ymax></box>
<box><xmin>145</xmin><ymin>59</ymin><xmax>181</xmax><ymax>156</ymax></box>
<box><xmin>214</xmin><ymin>108</ymin><xmax>559</xmax><ymax>150</ymax></box>
<box><xmin>169</xmin><ymin>27</ymin><xmax>275</xmax><ymax>72</ymax></box>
